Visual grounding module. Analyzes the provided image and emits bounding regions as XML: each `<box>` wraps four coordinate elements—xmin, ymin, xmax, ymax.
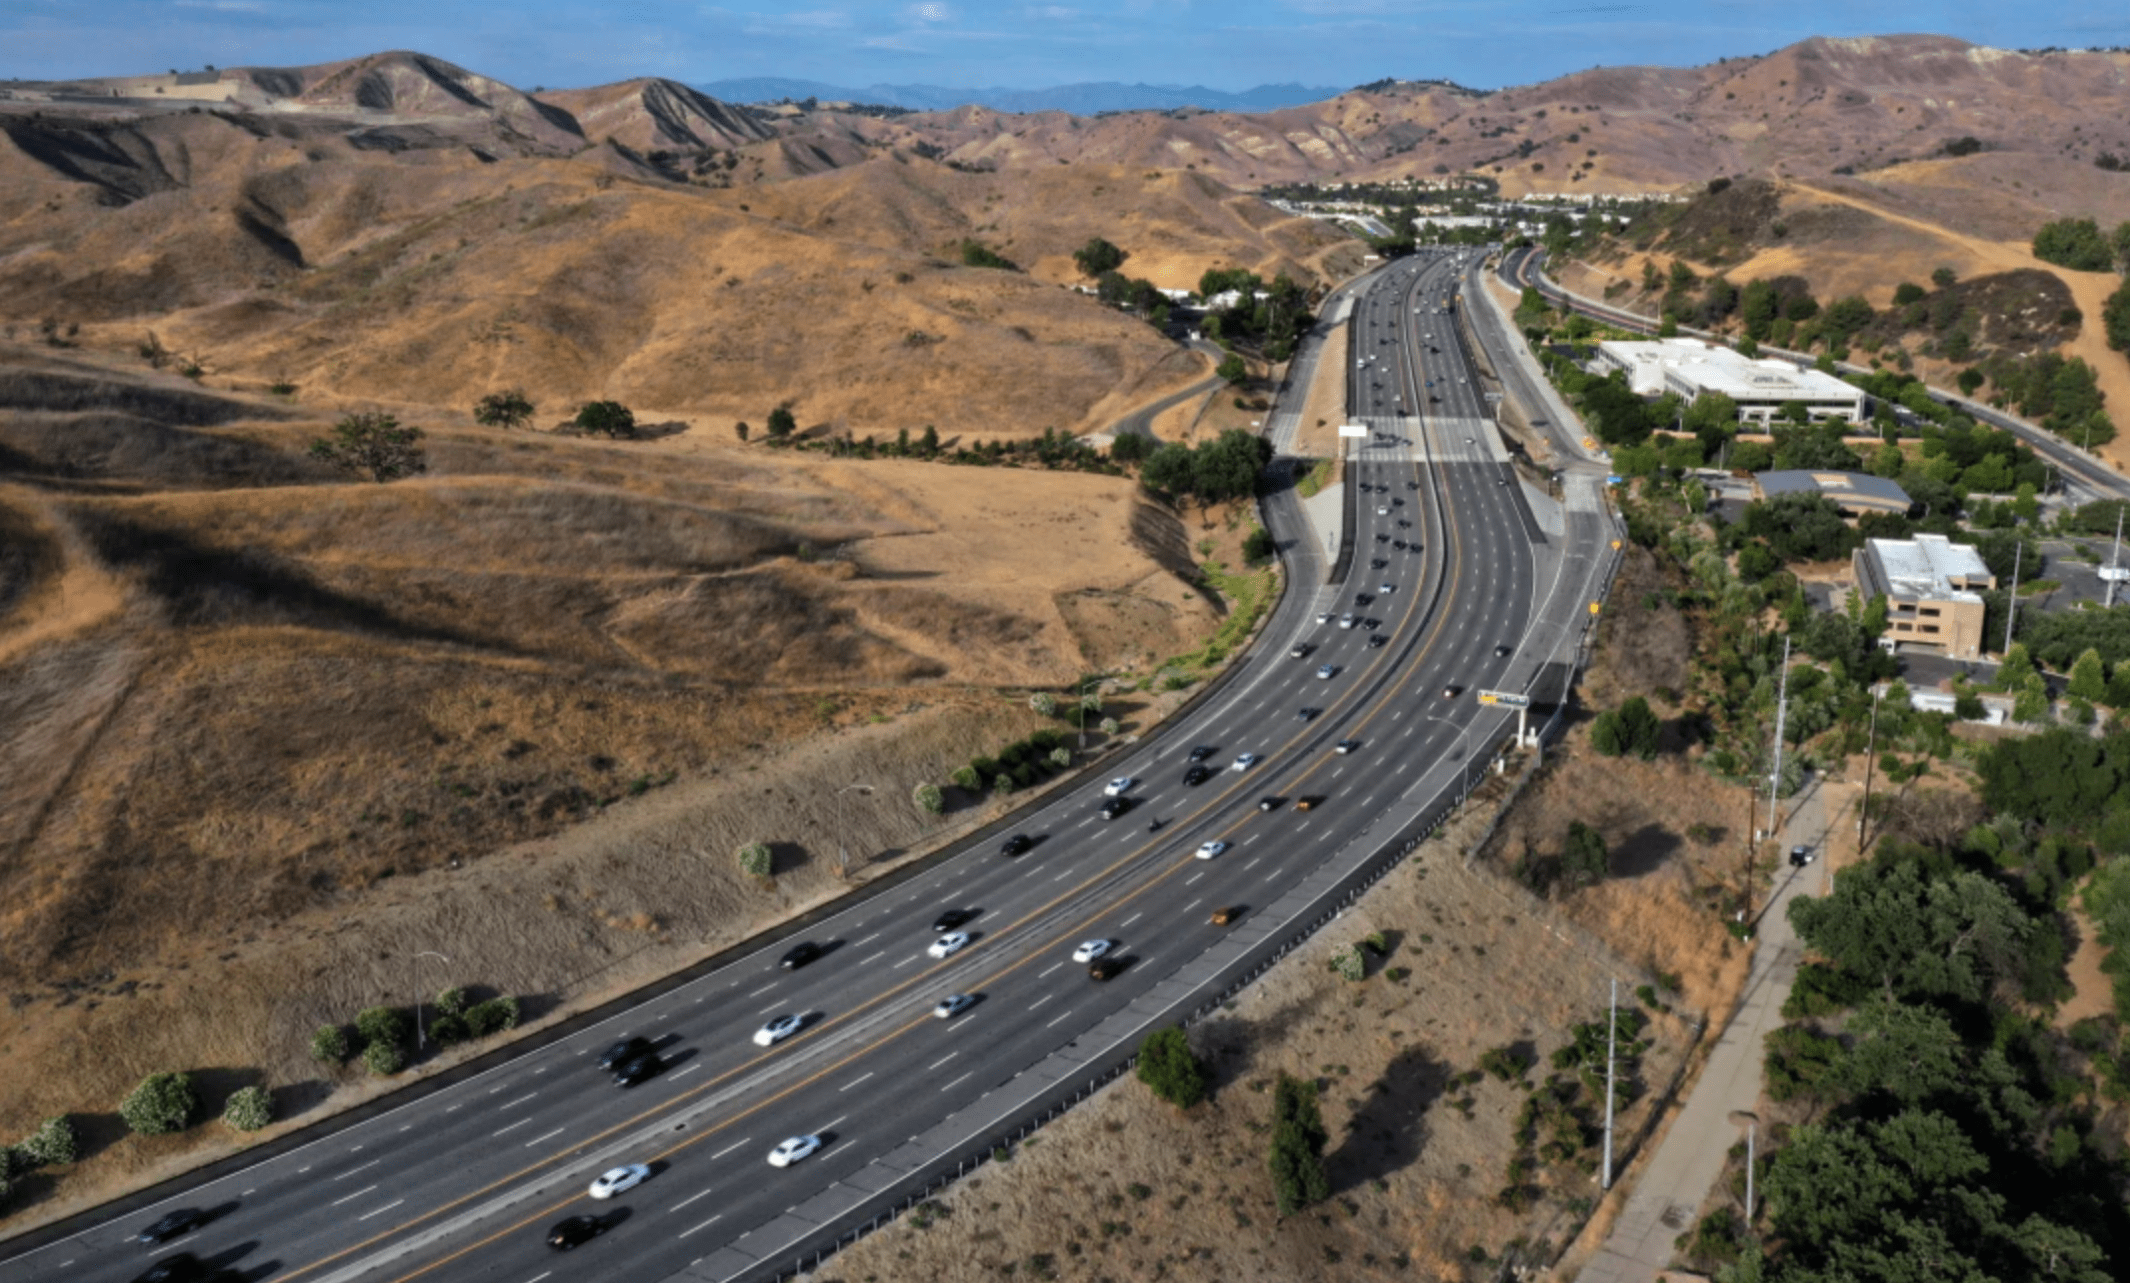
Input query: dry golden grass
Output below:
<box><xmin>830</xmin><ymin>772</ymin><xmax>1694</xmax><ymax>1283</ymax></box>
<box><xmin>1292</xmin><ymin>320</ymin><xmax>1350</xmax><ymax>461</ymax></box>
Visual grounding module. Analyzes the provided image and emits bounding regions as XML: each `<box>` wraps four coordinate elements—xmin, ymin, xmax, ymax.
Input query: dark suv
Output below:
<box><xmin>596</xmin><ymin>1037</ymin><xmax>651</xmax><ymax>1071</ymax></box>
<box><xmin>1182</xmin><ymin>765</ymin><xmax>1212</xmax><ymax>786</ymax></box>
<box><xmin>1000</xmin><ymin>834</ymin><xmax>1032</xmax><ymax>857</ymax></box>
<box><xmin>136</xmin><ymin>1210</ymin><xmax>205</xmax><ymax>1245</ymax></box>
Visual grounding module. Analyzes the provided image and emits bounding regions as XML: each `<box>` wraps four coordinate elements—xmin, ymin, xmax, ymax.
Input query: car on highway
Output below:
<box><xmin>1072</xmin><ymin>939</ymin><xmax>1112</xmax><ymax>963</ymax></box>
<box><xmin>1296</xmin><ymin>707</ymin><xmax>1320</xmax><ymax>721</ymax></box>
<box><xmin>1257</xmin><ymin>796</ymin><xmax>1283</xmax><ymax>812</ymax></box>
<box><xmin>1441</xmin><ymin>686</ymin><xmax>1459</xmax><ymax>699</ymax></box>
<box><xmin>1195</xmin><ymin>840</ymin><xmax>1228</xmax><ymax>860</ymax></box>
<box><xmin>1371</xmin><ymin>558</ymin><xmax>1388</xmax><ymax>569</ymax></box>
<box><xmin>589</xmin><ymin>1164</ymin><xmax>651</xmax><ymax>1199</ymax></box>
<box><xmin>129</xmin><ymin>1255</ymin><xmax>205</xmax><ymax>1283</ymax></box>
<box><xmin>1000</xmin><ymin>833</ymin><xmax>1032</xmax><ymax>857</ymax></box>
<box><xmin>1296</xmin><ymin>795</ymin><xmax>1326</xmax><ymax>811</ymax></box>
<box><xmin>1376</xmin><ymin>506</ymin><xmax>1389</xmax><ymax>516</ymax></box>
<box><xmin>928</xmin><ymin>931</ymin><xmax>971</xmax><ymax>959</ymax></box>
<box><xmin>1103</xmin><ymin>776</ymin><xmax>1136</xmax><ymax>796</ymax></box>
<box><xmin>136</xmin><ymin>1209</ymin><xmax>205</xmax><ymax>1245</ymax></box>
<box><xmin>1289</xmin><ymin>643</ymin><xmax>1312</xmax><ymax>659</ymax></box>
<box><xmin>1098</xmin><ymin>796</ymin><xmax>1132</xmax><ymax>820</ymax></box>
<box><xmin>932</xmin><ymin>993</ymin><xmax>976</xmax><ymax>1019</ymax></box>
<box><xmin>780</xmin><ymin>941</ymin><xmax>821</xmax><ymax>970</ymax></box>
<box><xmin>1495</xmin><ymin>644</ymin><xmax>1513</xmax><ymax>657</ymax></box>
<box><xmin>547</xmin><ymin>1214</ymin><xmax>610</xmax><ymax>1251</ymax></box>
<box><xmin>1088</xmin><ymin>957</ymin><xmax>1127</xmax><ymax>981</ymax></box>
<box><xmin>596</xmin><ymin>1036</ymin><xmax>653</xmax><ymax>1071</ymax></box>
<box><xmin>1187</xmin><ymin>744</ymin><xmax>1216</xmax><ymax>762</ymax></box>
<box><xmin>932</xmin><ymin>908</ymin><xmax>976</xmax><ymax>933</ymax></box>
<box><xmin>613</xmin><ymin>1052</ymin><xmax>664</xmax><ymax>1087</ymax></box>
<box><xmin>1354</xmin><ymin>593</ymin><xmax>1372</xmax><ymax>606</ymax></box>
<box><xmin>1368</xmin><ymin>634</ymin><xmax>1388</xmax><ymax>649</ymax></box>
<box><xmin>768</xmin><ymin>1135</ymin><xmax>823</xmax><ymax>1168</ymax></box>
<box><xmin>1392</xmin><ymin>539</ymin><xmax>1406</xmax><ymax>550</ymax></box>
<box><xmin>1316</xmin><ymin>664</ymin><xmax>1337</xmax><ymax>680</ymax></box>
<box><xmin>1375</xmin><ymin>532</ymin><xmax>1390</xmax><ymax>543</ymax></box>
<box><xmin>1339</xmin><ymin>613</ymin><xmax>1358</xmax><ymax>629</ymax></box>
<box><xmin>1209</xmin><ymin>906</ymin><xmax>1240</xmax><ymax>926</ymax></box>
<box><xmin>754</xmin><ymin>1013</ymin><xmax>805</xmax><ymax>1047</ymax></box>
<box><xmin>1314</xmin><ymin>611</ymin><xmax>1332</xmax><ymax>624</ymax></box>
<box><xmin>1182</xmin><ymin>764</ymin><xmax>1212</xmax><ymax>786</ymax></box>
<box><xmin>1231</xmin><ymin>752</ymin><xmax>1259</xmax><ymax>771</ymax></box>
<box><xmin>1334</xmin><ymin>739</ymin><xmax>1360</xmax><ymax>754</ymax></box>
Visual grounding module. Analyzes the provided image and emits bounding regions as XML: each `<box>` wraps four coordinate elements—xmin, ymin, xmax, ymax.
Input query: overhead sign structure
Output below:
<box><xmin>1337</xmin><ymin>423</ymin><xmax>1370</xmax><ymax>438</ymax></box>
<box><xmin>1477</xmin><ymin>690</ymin><xmax>1531</xmax><ymax>709</ymax></box>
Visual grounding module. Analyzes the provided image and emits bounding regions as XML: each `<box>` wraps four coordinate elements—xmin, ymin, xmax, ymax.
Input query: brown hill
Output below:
<box><xmin>538</xmin><ymin>77</ymin><xmax>774</xmax><ymax>152</ymax></box>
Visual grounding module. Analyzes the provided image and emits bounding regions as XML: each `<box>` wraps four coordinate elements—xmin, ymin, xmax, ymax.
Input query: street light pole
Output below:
<box><xmin>1857</xmin><ymin>684</ymin><xmax>1883</xmax><ymax>846</ymax></box>
<box><xmin>1728</xmin><ymin>1110</ymin><xmax>1761</xmax><ymax>1225</ymax></box>
<box><xmin>835</xmin><ymin>784</ymin><xmax>873</xmax><ymax>880</ymax></box>
<box><xmin>413</xmin><ymin>950</ymin><xmax>450</xmax><ymax>1052</ymax></box>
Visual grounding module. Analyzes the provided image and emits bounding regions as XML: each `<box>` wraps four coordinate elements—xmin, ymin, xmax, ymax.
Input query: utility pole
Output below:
<box><xmin>1601</xmin><ymin>978</ymin><xmax>1619</xmax><ymax>1190</ymax></box>
<box><xmin>2003</xmin><ymin>538</ymin><xmax>2022</xmax><ymax>656</ymax></box>
<box><xmin>1728</xmin><ymin>1110</ymin><xmax>1761</xmax><ymax>1225</ymax></box>
<box><xmin>1857</xmin><ymin>684</ymin><xmax>1883</xmax><ymax>847</ymax></box>
<box><xmin>2105</xmin><ymin>506</ymin><xmax>2125</xmax><ymax>610</ymax></box>
<box><xmin>1755</xmin><ymin>636</ymin><xmax>1792</xmax><ymax>928</ymax></box>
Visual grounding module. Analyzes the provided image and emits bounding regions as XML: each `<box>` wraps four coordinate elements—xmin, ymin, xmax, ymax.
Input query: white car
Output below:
<box><xmin>928</xmin><ymin>931</ymin><xmax>971</xmax><ymax>959</ymax></box>
<box><xmin>1338</xmin><ymin>614</ymin><xmax>1356</xmax><ymax>629</ymax></box>
<box><xmin>753</xmin><ymin>1013</ymin><xmax>804</xmax><ymax>1047</ymax></box>
<box><xmin>1379</xmin><ymin>583</ymin><xmax>1395</xmax><ymax>595</ymax></box>
<box><xmin>1071</xmin><ymin>939</ymin><xmax>1112</xmax><ymax>964</ymax></box>
<box><xmin>1196</xmin><ymin>840</ymin><xmax>1229</xmax><ymax>860</ymax></box>
<box><xmin>933</xmin><ymin>993</ymin><xmax>975</xmax><ymax>1019</ymax></box>
<box><xmin>1316</xmin><ymin>664</ymin><xmax>1337</xmax><ymax>680</ymax></box>
<box><xmin>768</xmin><ymin>1135</ymin><xmax>822</xmax><ymax>1168</ymax></box>
<box><xmin>1103</xmin><ymin>776</ymin><xmax>1136</xmax><ymax>797</ymax></box>
<box><xmin>1230</xmin><ymin>753</ymin><xmax>1258</xmax><ymax>772</ymax></box>
<box><xmin>1315</xmin><ymin>610</ymin><xmax>1332</xmax><ymax>624</ymax></box>
<box><xmin>1377</xmin><ymin>506</ymin><xmax>1390</xmax><ymax>516</ymax></box>
<box><xmin>588</xmin><ymin>1164</ymin><xmax>650</xmax><ymax>1200</ymax></box>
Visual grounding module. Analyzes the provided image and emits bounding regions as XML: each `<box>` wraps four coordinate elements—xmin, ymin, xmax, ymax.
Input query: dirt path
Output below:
<box><xmin>1789</xmin><ymin>182</ymin><xmax>2130</xmax><ymax>474</ymax></box>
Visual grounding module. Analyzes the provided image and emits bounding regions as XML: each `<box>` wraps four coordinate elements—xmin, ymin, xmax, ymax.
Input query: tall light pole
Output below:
<box><xmin>2003</xmin><ymin>538</ymin><xmax>2022</xmax><ymax>656</ymax></box>
<box><xmin>1728</xmin><ymin>1110</ymin><xmax>1761</xmax><ymax>1224</ymax></box>
<box><xmin>835</xmin><ymin>784</ymin><xmax>873</xmax><ymax>880</ymax></box>
<box><xmin>1601</xmin><ymin>978</ymin><xmax>1619</xmax><ymax>1190</ymax></box>
<box><xmin>1857</xmin><ymin>684</ymin><xmax>1884</xmax><ymax>847</ymax></box>
<box><xmin>413</xmin><ymin>950</ymin><xmax>451</xmax><ymax>1052</ymax></box>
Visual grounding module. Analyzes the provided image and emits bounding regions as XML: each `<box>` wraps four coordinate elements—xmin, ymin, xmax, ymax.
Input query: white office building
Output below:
<box><xmin>1594</xmin><ymin>339</ymin><xmax>1866</xmax><ymax>426</ymax></box>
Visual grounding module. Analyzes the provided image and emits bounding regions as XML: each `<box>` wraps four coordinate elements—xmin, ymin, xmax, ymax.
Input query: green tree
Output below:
<box><xmin>362</xmin><ymin>1040</ymin><xmax>405</xmax><ymax>1076</ymax></box>
<box><xmin>1140</xmin><ymin>442</ymin><xmax>1195</xmax><ymax>495</ymax></box>
<box><xmin>1216</xmin><ymin>353</ymin><xmax>1248</xmax><ymax>384</ymax></box>
<box><xmin>1562</xmin><ymin>821</ymin><xmax>1610</xmax><ymax>887</ymax></box>
<box><xmin>737</xmin><ymin>842</ymin><xmax>773</xmax><ymax>877</ymax></box>
<box><xmin>1242</xmin><ymin>525</ymin><xmax>1275</xmax><ymax>565</ymax></box>
<box><xmin>308</xmin><ymin>412</ymin><xmax>427</xmax><ymax>483</ymax></box>
<box><xmin>1932</xmin><ymin>266</ymin><xmax>1958</xmax><ymax>289</ymax></box>
<box><xmin>767</xmin><ymin>404</ymin><xmax>797</xmax><ymax>440</ymax></box>
<box><xmin>16</xmin><ymin>1116</ymin><xmax>79</xmax><ymax>1168</ymax></box>
<box><xmin>463</xmin><ymin>996</ymin><xmax>520</xmax><ymax>1036</ymax></box>
<box><xmin>2069</xmin><ymin>648</ymin><xmax>2108</xmax><ymax>702</ymax></box>
<box><xmin>1892</xmin><ymin>282</ymin><xmax>1926</xmax><ymax>306</ymax></box>
<box><xmin>1787</xmin><ymin>856</ymin><xmax>2034</xmax><ymax>1005</ymax></box>
<box><xmin>912</xmin><ymin>782</ymin><xmax>944</xmax><ymax>815</ymax></box>
<box><xmin>1589</xmin><ymin>709</ymin><xmax>1625</xmax><ymax>756</ymax></box>
<box><xmin>120</xmin><ymin>1072</ymin><xmax>199</xmax><ymax>1136</ymax></box>
<box><xmin>1135</xmin><ymin>1027</ymin><xmax>1209</xmax><ymax>1108</ymax></box>
<box><xmin>310</xmin><ymin>1025</ymin><xmax>350</xmax><ymax>1064</ymax></box>
<box><xmin>2103</xmin><ymin>279</ymin><xmax>2130</xmax><ymax>353</ymax></box>
<box><xmin>221</xmin><ymin>1085</ymin><xmax>274</xmax><ymax>1133</ymax></box>
<box><xmin>1072</xmin><ymin>237</ymin><xmax>1128</xmax><ymax>278</ymax></box>
<box><xmin>1107</xmin><ymin>430</ymin><xmax>1150</xmax><ymax>464</ymax></box>
<box><xmin>574</xmin><ymin>400</ymin><xmax>636</xmax><ymax>439</ymax></box>
<box><xmin>473</xmin><ymin>388</ymin><xmax>535</xmax><ymax>431</ymax></box>
<box><xmin>960</xmin><ymin>240</ymin><xmax>1018</xmax><ymax>271</ymax></box>
<box><xmin>433</xmin><ymin>986</ymin><xmax>468</xmax><ymax>1017</ymax></box>
<box><xmin>2032</xmin><ymin>217</ymin><xmax>2116</xmax><ymax>271</ymax></box>
<box><xmin>1266</xmin><ymin>1074</ymin><xmax>1330</xmax><ymax>1215</ymax></box>
<box><xmin>1616</xmin><ymin>695</ymin><xmax>1661</xmax><ymax>758</ymax></box>
<box><xmin>355</xmin><ymin>1005</ymin><xmax>409</xmax><ymax>1051</ymax></box>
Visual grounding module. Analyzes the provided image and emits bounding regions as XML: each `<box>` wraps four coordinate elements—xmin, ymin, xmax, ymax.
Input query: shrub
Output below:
<box><xmin>120</xmin><ymin>1073</ymin><xmax>199</xmax><ymax>1136</ymax></box>
<box><xmin>426</xmin><ymin>1013</ymin><xmax>469</xmax><ymax>1047</ymax></box>
<box><xmin>433</xmin><ymin>986</ymin><xmax>468</xmax><ymax>1017</ymax></box>
<box><xmin>1478</xmin><ymin>1046</ymin><xmax>1534</xmax><ymax>1081</ymax></box>
<box><xmin>1330</xmin><ymin>945</ymin><xmax>1367</xmax><ymax>982</ymax></box>
<box><xmin>913</xmin><ymin>782</ymin><xmax>945</xmax><ymax>815</ymax></box>
<box><xmin>737</xmin><ymin>842</ymin><xmax>773</xmax><ymax>877</ymax></box>
<box><xmin>464</xmin><ymin>996</ymin><xmax>522</xmax><ymax>1037</ymax></box>
<box><xmin>362</xmin><ymin>1041</ymin><xmax>405</xmax><ymax>1076</ymax></box>
<box><xmin>1267</xmin><ymin>1074</ymin><xmax>1330</xmax><ymax>1215</ymax></box>
<box><xmin>354</xmin><ymin>1006</ymin><xmax>410</xmax><ymax>1051</ymax></box>
<box><xmin>1136</xmin><ymin>1027</ymin><xmax>1210</xmax><ymax>1108</ymax></box>
<box><xmin>574</xmin><ymin>400</ymin><xmax>637</xmax><ymax>439</ymax></box>
<box><xmin>310</xmin><ymin>1025</ymin><xmax>351</xmax><ymax>1064</ymax></box>
<box><xmin>473</xmin><ymin>388</ymin><xmax>535</xmax><ymax>430</ymax></box>
<box><xmin>950</xmin><ymin>765</ymin><xmax>981</xmax><ymax>791</ymax></box>
<box><xmin>992</xmin><ymin>772</ymin><xmax>1016</xmax><ymax>795</ymax></box>
<box><xmin>1099</xmin><ymin>717</ymin><xmax>1120</xmax><ymax>736</ymax></box>
<box><xmin>17</xmin><ymin>1116</ymin><xmax>77</xmax><ymax>1168</ymax></box>
<box><xmin>222</xmin><ymin>1086</ymin><xmax>273</xmax><ymax>1133</ymax></box>
<box><xmin>1049</xmin><ymin>746</ymin><xmax>1072</xmax><ymax>768</ymax></box>
<box><xmin>1029</xmin><ymin>691</ymin><xmax>1058</xmax><ymax>716</ymax></box>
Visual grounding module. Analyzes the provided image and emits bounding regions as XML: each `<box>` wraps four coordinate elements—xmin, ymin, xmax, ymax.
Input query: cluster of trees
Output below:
<box><xmin>950</xmin><ymin>726</ymin><xmax>1081</xmax><ymax>797</ymax></box>
<box><xmin>1135</xmin><ymin>1027</ymin><xmax>1208</xmax><ymax>1109</ymax></box>
<box><xmin>1590</xmin><ymin>695</ymin><xmax>1661</xmax><ymax>759</ymax></box>
<box><xmin>1265</xmin><ymin>1073</ymin><xmax>1331</xmax><ymax>1215</ymax></box>
<box><xmin>959</xmin><ymin>240</ymin><xmax>1019</xmax><ymax>271</ymax></box>
<box><xmin>1074</xmin><ymin>238</ymin><xmax>1174</xmax><ymax>331</ymax></box>
<box><xmin>312</xmin><ymin>990</ymin><xmax>519</xmax><ymax>1077</ymax></box>
<box><xmin>1138</xmin><ymin>429</ymin><xmax>1274</xmax><ymax>504</ymax></box>
<box><xmin>1736</xmin><ymin>823</ymin><xmax>2130</xmax><ymax>1281</ymax></box>
<box><xmin>2032</xmin><ymin>217</ymin><xmax>2130</xmax><ymax>274</ymax></box>
<box><xmin>1197</xmin><ymin>269</ymin><xmax>1313</xmax><ymax>361</ymax></box>
<box><xmin>1976</xmin><ymin>351</ymin><xmax>2114</xmax><ymax>447</ymax></box>
<box><xmin>0</xmin><ymin>1115</ymin><xmax>80</xmax><ymax>1206</ymax></box>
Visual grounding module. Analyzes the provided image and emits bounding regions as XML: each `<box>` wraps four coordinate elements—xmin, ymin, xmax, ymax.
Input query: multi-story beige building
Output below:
<box><xmin>1853</xmin><ymin>534</ymin><xmax>1996</xmax><ymax>660</ymax></box>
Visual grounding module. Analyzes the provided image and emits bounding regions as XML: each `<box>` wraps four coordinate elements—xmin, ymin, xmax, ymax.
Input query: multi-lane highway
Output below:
<box><xmin>2</xmin><ymin>250</ymin><xmax>1601</xmax><ymax>1283</ymax></box>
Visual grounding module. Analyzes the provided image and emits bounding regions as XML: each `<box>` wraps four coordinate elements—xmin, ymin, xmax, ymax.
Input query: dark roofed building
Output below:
<box><xmin>1752</xmin><ymin>470</ymin><xmax>1911</xmax><ymax>518</ymax></box>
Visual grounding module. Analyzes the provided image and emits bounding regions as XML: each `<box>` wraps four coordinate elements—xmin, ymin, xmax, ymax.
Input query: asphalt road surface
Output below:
<box><xmin>4</xmin><ymin>250</ymin><xmax>1587</xmax><ymax>1283</ymax></box>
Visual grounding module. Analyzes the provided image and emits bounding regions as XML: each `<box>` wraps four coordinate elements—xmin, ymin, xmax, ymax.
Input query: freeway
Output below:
<box><xmin>1502</xmin><ymin>247</ymin><xmax>2130</xmax><ymax>504</ymax></box>
<box><xmin>4</xmin><ymin>250</ymin><xmax>1582</xmax><ymax>1283</ymax></box>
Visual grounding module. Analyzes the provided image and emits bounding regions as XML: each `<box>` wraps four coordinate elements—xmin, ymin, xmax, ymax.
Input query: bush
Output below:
<box><xmin>426</xmin><ymin>1013</ymin><xmax>469</xmax><ymax>1047</ymax></box>
<box><xmin>17</xmin><ymin>1116</ymin><xmax>78</xmax><ymax>1168</ymax></box>
<box><xmin>1136</xmin><ymin>1027</ymin><xmax>1209</xmax><ymax>1109</ymax></box>
<box><xmin>1267</xmin><ymin>1074</ymin><xmax>1330</xmax><ymax>1215</ymax></box>
<box><xmin>354</xmin><ymin>1006</ymin><xmax>410</xmax><ymax>1051</ymax></box>
<box><xmin>737</xmin><ymin>842</ymin><xmax>773</xmax><ymax>877</ymax></box>
<box><xmin>464</xmin><ymin>996</ymin><xmax>521</xmax><ymax>1037</ymax></box>
<box><xmin>1478</xmin><ymin>1046</ymin><xmax>1534</xmax><ymax>1081</ymax></box>
<box><xmin>1029</xmin><ymin>692</ymin><xmax>1058</xmax><ymax>716</ymax></box>
<box><xmin>310</xmin><ymin>1024</ymin><xmax>351</xmax><ymax>1064</ymax></box>
<box><xmin>1099</xmin><ymin>717</ymin><xmax>1120</xmax><ymax>736</ymax></box>
<box><xmin>222</xmin><ymin>1086</ymin><xmax>273</xmax><ymax>1133</ymax></box>
<box><xmin>2033</xmin><ymin>218</ymin><xmax>2116</xmax><ymax>272</ymax></box>
<box><xmin>120</xmin><ymin>1072</ymin><xmax>199</xmax><ymax>1136</ymax></box>
<box><xmin>912</xmin><ymin>782</ymin><xmax>944</xmax><ymax>815</ymax></box>
<box><xmin>574</xmin><ymin>400</ymin><xmax>637</xmax><ymax>439</ymax></box>
<box><xmin>363</xmin><ymin>1041</ymin><xmax>405</xmax><ymax>1076</ymax></box>
<box><xmin>1049</xmin><ymin>746</ymin><xmax>1072</xmax><ymax>768</ymax></box>
<box><xmin>950</xmin><ymin>765</ymin><xmax>981</xmax><ymax>791</ymax></box>
<box><xmin>1242</xmin><ymin>526</ymin><xmax>1275</xmax><ymax>565</ymax></box>
<box><xmin>1330</xmin><ymin>946</ymin><xmax>1367</xmax><ymax>982</ymax></box>
<box><xmin>433</xmin><ymin>986</ymin><xmax>468</xmax><ymax>1017</ymax></box>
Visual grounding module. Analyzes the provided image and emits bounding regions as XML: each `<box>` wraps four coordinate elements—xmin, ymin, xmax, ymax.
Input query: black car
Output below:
<box><xmin>1392</xmin><ymin>539</ymin><xmax>1406</xmax><ymax>550</ymax></box>
<box><xmin>1371</xmin><ymin>558</ymin><xmax>1388</xmax><ymax>569</ymax></box>
<box><xmin>597</xmin><ymin>1037</ymin><xmax>652</xmax><ymax>1071</ymax></box>
<box><xmin>931</xmin><ymin>908</ymin><xmax>975</xmax><ymax>933</ymax></box>
<box><xmin>137</xmin><ymin>1210</ymin><xmax>204</xmax><ymax>1245</ymax></box>
<box><xmin>1375</xmin><ymin>532</ymin><xmax>1390</xmax><ymax>543</ymax></box>
<box><xmin>1182</xmin><ymin>765</ymin><xmax>1212</xmax><ymax>786</ymax></box>
<box><xmin>1296</xmin><ymin>707</ymin><xmax>1320</xmax><ymax>721</ymax></box>
<box><xmin>613</xmin><ymin>1052</ymin><xmax>663</xmax><ymax>1087</ymax></box>
<box><xmin>1089</xmin><ymin>956</ymin><xmax>1127</xmax><ymax>981</ymax></box>
<box><xmin>130</xmin><ymin>1256</ymin><xmax>204</xmax><ymax>1283</ymax></box>
<box><xmin>780</xmin><ymin>941</ymin><xmax>822</xmax><ymax>970</ymax></box>
<box><xmin>1186</xmin><ymin>745</ymin><xmax>1216</xmax><ymax>762</ymax></box>
<box><xmin>1354</xmin><ymin>593</ymin><xmax>1373</xmax><ymax>607</ymax></box>
<box><xmin>1368</xmin><ymin>635</ymin><xmax>1388</xmax><ymax>648</ymax></box>
<box><xmin>1000</xmin><ymin>834</ymin><xmax>1032</xmax><ymax>857</ymax></box>
<box><xmin>1495</xmin><ymin>644</ymin><xmax>1513</xmax><ymax>657</ymax></box>
<box><xmin>1257</xmin><ymin>796</ymin><xmax>1284</xmax><ymax>812</ymax></box>
<box><xmin>548</xmin><ymin>1215</ymin><xmax>610</xmax><ymax>1251</ymax></box>
<box><xmin>1098</xmin><ymin>797</ymin><xmax>1132</xmax><ymax>820</ymax></box>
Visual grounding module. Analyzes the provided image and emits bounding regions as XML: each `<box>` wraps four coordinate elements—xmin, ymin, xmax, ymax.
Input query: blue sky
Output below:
<box><xmin>3</xmin><ymin>1</ymin><xmax>2125</xmax><ymax>91</ymax></box>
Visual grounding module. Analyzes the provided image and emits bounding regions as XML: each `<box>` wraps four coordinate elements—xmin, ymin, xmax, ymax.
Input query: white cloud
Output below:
<box><xmin>173</xmin><ymin>0</ymin><xmax>267</xmax><ymax>10</ymax></box>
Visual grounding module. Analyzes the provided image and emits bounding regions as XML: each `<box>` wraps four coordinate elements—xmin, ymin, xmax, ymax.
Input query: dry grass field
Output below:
<box><xmin>0</xmin><ymin>340</ymin><xmax>1250</xmax><ymax>1227</ymax></box>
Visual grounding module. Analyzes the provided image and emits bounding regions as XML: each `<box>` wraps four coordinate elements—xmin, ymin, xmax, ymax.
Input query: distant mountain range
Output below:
<box><xmin>693</xmin><ymin>77</ymin><xmax>1345</xmax><ymax>115</ymax></box>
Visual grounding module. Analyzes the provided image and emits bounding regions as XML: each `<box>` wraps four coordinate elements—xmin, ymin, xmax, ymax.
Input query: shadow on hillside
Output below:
<box><xmin>1613</xmin><ymin>823</ymin><xmax>1683</xmax><ymax>878</ymax></box>
<box><xmin>1329</xmin><ymin>1045</ymin><xmax>1449</xmax><ymax>1193</ymax></box>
